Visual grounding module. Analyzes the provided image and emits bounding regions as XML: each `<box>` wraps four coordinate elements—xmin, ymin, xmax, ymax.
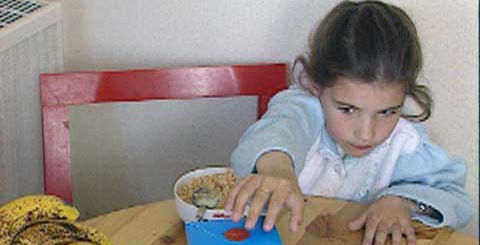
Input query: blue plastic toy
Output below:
<box><xmin>185</xmin><ymin>217</ymin><xmax>283</xmax><ymax>245</ymax></box>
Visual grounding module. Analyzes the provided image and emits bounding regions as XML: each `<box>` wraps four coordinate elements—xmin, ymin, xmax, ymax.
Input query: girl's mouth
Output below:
<box><xmin>351</xmin><ymin>144</ymin><xmax>372</xmax><ymax>150</ymax></box>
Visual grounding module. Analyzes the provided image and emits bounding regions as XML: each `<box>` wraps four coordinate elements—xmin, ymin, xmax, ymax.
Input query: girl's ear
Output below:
<box><xmin>306</xmin><ymin>81</ymin><xmax>323</xmax><ymax>97</ymax></box>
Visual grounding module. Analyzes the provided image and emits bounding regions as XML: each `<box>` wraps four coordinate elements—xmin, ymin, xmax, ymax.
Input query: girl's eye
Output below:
<box><xmin>338</xmin><ymin>106</ymin><xmax>355</xmax><ymax>114</ymax></box>
<box><xmin>380</xmin><ymin>109</ymin><xmax>398</xmax><ymax>117</ymax></box>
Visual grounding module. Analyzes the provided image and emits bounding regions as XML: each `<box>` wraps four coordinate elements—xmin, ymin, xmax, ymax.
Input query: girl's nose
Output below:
<box><xmin>354</xmin><ymin>118</ymin><xmax>375</xmax><ymax>142</ymax></box>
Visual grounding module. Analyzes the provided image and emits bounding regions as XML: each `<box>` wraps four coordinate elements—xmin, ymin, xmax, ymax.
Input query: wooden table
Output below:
<box><xmin>82</xmin><ymin>197</ymin><xmax>477</xmax><ymax>245</ymax></box>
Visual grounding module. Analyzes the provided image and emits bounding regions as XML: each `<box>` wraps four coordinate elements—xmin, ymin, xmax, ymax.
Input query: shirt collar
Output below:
<box><xmin>321</xmin><ymin>119</ymin><xmax>406</xmax><ymax>160</ymax></box>
<box><xmin>320</xmin><ymin>125</ymin><xmax>340</xmax><ymax>156</ymax></box>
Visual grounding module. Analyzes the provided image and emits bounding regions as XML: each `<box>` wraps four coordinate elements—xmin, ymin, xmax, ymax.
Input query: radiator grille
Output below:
<box><xmin>0</xmin><ymin>0</ymin><xmax>44</xmax><ymax>29</ymax></box>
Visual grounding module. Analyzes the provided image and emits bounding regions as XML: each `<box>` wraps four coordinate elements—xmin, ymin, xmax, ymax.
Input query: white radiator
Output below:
<box><xmin>0</xmin><ymin>0</ymin><xmax>63</xmax><ymax>204</ymax></box>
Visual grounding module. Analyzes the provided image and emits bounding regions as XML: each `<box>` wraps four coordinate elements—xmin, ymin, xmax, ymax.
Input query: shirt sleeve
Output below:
<box><xmin>230</xmin><ymin>85</ymin><xmax>324</xmax><ymax>178</ymax></box>
<box><xmin>376</xmin><ymin>124</ymin><xmax>473</xmax><ymax>229</ymax></box>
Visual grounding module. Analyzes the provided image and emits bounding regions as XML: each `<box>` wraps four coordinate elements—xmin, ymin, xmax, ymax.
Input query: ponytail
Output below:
<box><xmin>403</xmin><ymin>85</ymin><xmax>432</xmax><ymax>122</ymax></box>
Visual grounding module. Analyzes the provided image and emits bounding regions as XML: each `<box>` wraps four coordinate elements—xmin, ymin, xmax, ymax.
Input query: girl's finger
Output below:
<box><xmin>231</xmin><ymin>177</ymin><xmax>262</xmax><ymax>221</ymax></box>
<box><xmin>225</xmin><ymin>175</ymin><xmax>252</xmax><ymax>211</ymax></box>
<box><xmin>246</xmin><ymin>185</ymin><xmax>272</xmax><ymax>229</ymax></box>
<box><xmin>263</xmin><ymin>187</ymin><xmax>289</xmax><ymax>231</ymax></box>
<box><xmin>373</xmin><ymin>222</ymin><xmax>389</xmax><ymax>245</ymax></box>
<box><xmin>404</xmin><ymin>225</ymin><xmax>416</xmax><ymax>245</ymax></box>
<box><xmin>287</xmin><ymin>193</ymin><xmax>304</xmax><ymax>232</ymax></box>
<box><xmin>399</xmin><ymin>219</ymin><xmax>416</xmax><ymax>245</ymax></box>
<box><xmin>362</xmin><ymin>216</ymin><xmax>379</xmax><ymax>245</ymax></box>
<box><xmin>283</xmin><ymin>183</ymin><xmax>305</xmax><ymax>232</ymax></box>
<box><xmin>391</xmin><ymin>223</ymin><xmax>402</xmax><ymax>245</ymax></box>
<box><xmin>349</xmin><ymin>213</ymin><xmax>367</xmax><ymax>231</ymax></box>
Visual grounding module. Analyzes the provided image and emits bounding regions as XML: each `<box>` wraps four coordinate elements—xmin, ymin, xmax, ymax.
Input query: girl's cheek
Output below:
<box><xmin>326</xmin><ymin>116</ymin><xmax>349</xmax><ymax>140</ymax></box>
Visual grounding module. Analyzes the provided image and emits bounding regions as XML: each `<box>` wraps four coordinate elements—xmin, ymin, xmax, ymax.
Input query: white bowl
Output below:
<box><xmin>173</xmin><ymin>167</ymin><xmax>233</xmax><ymax>222</ymax></box>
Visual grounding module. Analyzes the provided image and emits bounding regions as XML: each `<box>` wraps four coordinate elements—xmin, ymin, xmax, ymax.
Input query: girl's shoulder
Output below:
<box><xmin>390</xmin><ymin>119</ymin><xmax>447</xmax><ymax>159</ymax></box>
<box><xmin>271</xmin><ymin>84</ymin><xmax>317</xmax><ymax>102</ymax></box>
<box><xmin>268</xmin><ymin>85</ymin><xmax>325</xmax><ymax>121</ymax></box>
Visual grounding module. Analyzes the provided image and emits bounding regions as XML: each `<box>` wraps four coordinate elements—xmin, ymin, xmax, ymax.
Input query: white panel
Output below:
<box><xmin>69</xmin><ymin>96</ymin><xmax>257</xmax><ymax>218</ymax></box>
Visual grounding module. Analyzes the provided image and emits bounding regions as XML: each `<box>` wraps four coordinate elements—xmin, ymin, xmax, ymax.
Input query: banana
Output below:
<box><xmin>0</xmin><ymin>195</ymin><xmax>80</xmax><ymax>245</ymax></box>
<box><xmin>10</xmin><ymin>220</ymin><xmax>113</xmax><ymax>245</ymax></box>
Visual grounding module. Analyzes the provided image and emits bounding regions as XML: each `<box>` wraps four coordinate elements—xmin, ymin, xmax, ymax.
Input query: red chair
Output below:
<box><xmin>40</xmin><ymin>63</ymin><xmax>288</xmax><ymax>203</ymax></box>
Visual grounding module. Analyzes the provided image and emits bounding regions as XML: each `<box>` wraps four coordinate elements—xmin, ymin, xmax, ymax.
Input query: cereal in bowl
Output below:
<box><xmin>177</xmin><ymin>169</ymin><xmax>237</xmax><ymax>209</ymax></box>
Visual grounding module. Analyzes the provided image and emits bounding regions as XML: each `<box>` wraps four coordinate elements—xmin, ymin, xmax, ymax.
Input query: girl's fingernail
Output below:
<box><xmin>264</xmin><ymin>224</ymin><xmax>272</xmax><ymax>231</ymax></box>
<box><xmin>291</xmin><ymin>223</ymin><xmax>298</xmax><ymax>232</ymax></box>
<box><xmin>232</xmin><ymin>213</ymin><xmax>240</xmax><ymax>221</ymax></box>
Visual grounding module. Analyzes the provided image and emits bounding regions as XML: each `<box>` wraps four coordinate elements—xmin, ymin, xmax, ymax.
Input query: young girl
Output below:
<box><xmin>224</xmin><ymin>1</ymin><xmax>473</xmax><ymax>245</ymax></box>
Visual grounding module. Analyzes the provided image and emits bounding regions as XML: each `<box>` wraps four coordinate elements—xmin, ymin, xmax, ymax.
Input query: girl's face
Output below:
<box><xmin>312</xmin><ymin>77</ymin><xmax>405</xmax><ymax>157</ymax></box>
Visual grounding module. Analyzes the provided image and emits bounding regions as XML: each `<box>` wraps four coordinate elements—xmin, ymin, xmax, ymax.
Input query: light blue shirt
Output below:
<box><xmin>231</xmin><ymin>85</ymin><xmax>473</xmax><ymax>229</ymax></box>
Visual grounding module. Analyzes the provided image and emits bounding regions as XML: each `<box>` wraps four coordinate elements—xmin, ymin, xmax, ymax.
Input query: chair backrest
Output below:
<box><xmin>40</xmin><ymin>63</ymin><xmax>288</xmax><ymax>204</ymax></box>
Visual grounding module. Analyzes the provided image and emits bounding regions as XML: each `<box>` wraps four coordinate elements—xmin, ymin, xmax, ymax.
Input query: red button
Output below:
<box><xmin>224</xmin><ymin>228</ymin><xmax>250</xmax><ymax>241</ymax></box>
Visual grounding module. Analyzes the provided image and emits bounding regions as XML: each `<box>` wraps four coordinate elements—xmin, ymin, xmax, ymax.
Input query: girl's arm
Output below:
<box><xmin>227</xmin><ymin>85</ymin><xmax>322</xmax><ymax>232</ymax></box>
<box><xmin>255</xmin><ymin>150</ymin><xmax>300</xmax><ymax>184</ymax></box>
<box><xmin>377</xmin><ymin>124</ymin><xmax>473</xmax><ymax>229</ymax></box>
<box><xmin>231</xmin><ymin>85</ymin><xmax>324</xmax><ymax>177</ymax></box>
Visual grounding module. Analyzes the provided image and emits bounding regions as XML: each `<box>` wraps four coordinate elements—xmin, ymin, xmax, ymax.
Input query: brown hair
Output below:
<box><xmin>295</xmin><ymin>0</ymin><xmax>432</xmax><ymax>122</ymax></box>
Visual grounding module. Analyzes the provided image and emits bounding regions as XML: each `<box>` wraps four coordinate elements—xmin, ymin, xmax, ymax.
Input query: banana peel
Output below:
<box><xmin>0</xmin><ymin>195</ymin><xmax>112</xmax><ymax>245</ymax></box>
<box><xmin>11</xmin><ymin>220</ymin><xmax>112</xmax><ymax>245</ymax></box>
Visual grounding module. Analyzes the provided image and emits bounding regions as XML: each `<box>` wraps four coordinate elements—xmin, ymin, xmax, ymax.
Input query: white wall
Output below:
<box><xmin>62</xmin><ymin>0</ymin><xmax>334</xmax><ymax>70</ymax></box>
<box><xmin>60</xmin><ymin>0</ymin><xmax>478</xmax><ymax>236</ymax></box>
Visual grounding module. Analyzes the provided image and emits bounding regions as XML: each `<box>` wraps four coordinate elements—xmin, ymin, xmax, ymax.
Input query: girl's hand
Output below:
<box><xmin>224</xmin><ymin>174</ymin><xmax>304</xmax><ymax>232</ymax></box>
<box><xmin>348</xmin><ymin>195</ymin><xmax>416</xmax><ymax>245</ymax></box>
